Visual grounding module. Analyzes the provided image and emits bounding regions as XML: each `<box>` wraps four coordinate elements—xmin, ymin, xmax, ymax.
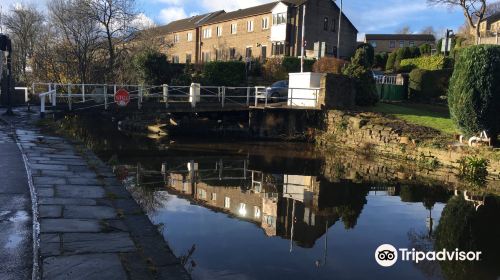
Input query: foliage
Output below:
<box><xmin>281</xmin><ymin>57</ymin><xmax>314</xmax><ymax>73</ymax></box>
<box><xmin>394</xmin><ymin>47</ymin><xmax>420</xmax><ymax>72</ymax></box>
<box><xmin>448</xmin><ymin>45</ymin><xmax>500</xmax><ymax>138</ymax></box>
<box><xmin>400</xmin><ymin>55</ymin><xmax>453</xmax><ymax>71</ymax></box>
<box><xmin>262</xmin><ymin>58</ymin><xmax>288</xmax><ymax>81</ymax></box>
<box><xmin>202</xmin><ymin>61</ymin><xmax>246</xmax><ymax>86</ymax></box>
<box><xmin>419</xmin><ymin>43</ymin><xmax>432</xmax><ymax>56</ymax></box>
<box><xmin>373</xmin><ymin>52</ymin><xmax>388</xmax><ymax>70</ymax></box>
<box><xmin>408</xmin><ymin>68</ymin><xmax>453</xmax><ymax>102</ymax></box>
<box><xmin>312</xmin><ymin>57</ymin><xmax>348</xmax><ymax>74</ymax></box>
<box><xmin>343</xmin><ymin>48</ymin><xmax>379</xmax><ymax>106</ymax></box>
<box><xmin>385</xmin><ymin>52</ymin><xmax>397</xmax><ymax>71</ymax></box>
<box><xmin>132</xmin><ymin>49</ymin><xmax>171</xmax><ymax>85</ymax></box>
<box><xmin>356</xmin><ymin>43</ymin><xmax>375</xmax><ymax>66</ymax></box>
<box><xmin>457</xmin><ymin>156</ymin><xmax>489</xmax><ymax>184</ymax></box>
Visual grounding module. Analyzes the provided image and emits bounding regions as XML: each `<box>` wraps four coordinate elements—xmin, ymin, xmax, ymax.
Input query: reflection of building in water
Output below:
<box><xmin>454</xmin><ymin>189</ymin><xmax>485</xmax><ymax>211</ymax></box>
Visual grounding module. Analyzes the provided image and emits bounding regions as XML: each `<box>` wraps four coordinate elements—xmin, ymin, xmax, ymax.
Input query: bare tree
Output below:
<box><xmin>427</xmin><ymin>0</ymin><xmax>487</xmax><ymax>42</ymax></box>
<box><xmin>396</xmin><ymin>25</ymin><xmax>412</xmax><ymax>34</ymax></box>
<box><xmin>84</xmin><ymin>0</ymin><xmax>138</xmax><ymax>81</ymax></box>
<box><xmin>49</xmin><ymin>0</ymin><xmax>100</xmax><ymax>84</ymax></box>
<box><xmin>485</xmin><ymin>1</ymin><xmax>500</xmax><ymax>17</ymax></box>
<box><xmin>4</xmin><ymin>5</ymin><xmax>44</xmax><ymax>83</ymax></box>
<box><xmin>421</xmin><ymin>26</ymin><xmax>437</xmax><ymax>37</ymax></box>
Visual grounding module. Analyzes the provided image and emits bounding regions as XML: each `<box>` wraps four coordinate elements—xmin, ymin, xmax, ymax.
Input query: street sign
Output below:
<box><xmin>114</xmin><ymin>88</ymin><xmax>130</xmax><ymax>107</ymax></box>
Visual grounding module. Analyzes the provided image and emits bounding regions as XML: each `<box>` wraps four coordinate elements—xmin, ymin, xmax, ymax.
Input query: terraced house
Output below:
<box><xmin>152</xmin><ymin>0</ymin><xmax>358</xmax><ymax>64</ymax></box>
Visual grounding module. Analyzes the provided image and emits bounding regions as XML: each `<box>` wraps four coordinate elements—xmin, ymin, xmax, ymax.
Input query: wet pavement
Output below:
<box><xmin>0</xmin><ymin>117</ymin><xmax>33</xmax><ymax>280</ymax></box>
<box><xmin>1</xmin><ymin>109</ymin><xmax>190</xmax><ymax>280</ymax></box>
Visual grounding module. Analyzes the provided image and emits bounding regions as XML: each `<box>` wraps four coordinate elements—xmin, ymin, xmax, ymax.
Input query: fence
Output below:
<box><xmin>33</xmin><ymin>83</ymin><xmax>322</xmax><ymax>116</ymax></box>
<box><xmin>374</xmin><ymin>75</ymin><xmax>407</xmax><ymax>101</ymax></box>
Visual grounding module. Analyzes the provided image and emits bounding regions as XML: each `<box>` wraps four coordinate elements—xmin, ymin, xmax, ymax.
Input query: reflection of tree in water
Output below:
<box><xmin>399</xmin><ymin>184</ymin><xmax>451</xmax><ymax>210</ymax></box>
<box><xmin>434</xmin><ymin>195</ymin><xmax>500</xmax><ymax>280</ymax></box>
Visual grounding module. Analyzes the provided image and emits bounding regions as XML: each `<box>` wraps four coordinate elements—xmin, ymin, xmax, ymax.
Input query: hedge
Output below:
<box><xmin>400</xmin><ymin>55</ymin><xmax>453</xmax><ymax>71</ymax></box>
<box><xmin>408</xmin><ymin>68</ymin><xmax>453</xmax><ymax>102</ymax></box>
<box><xmin>202</xmin><ymin>61</ymin><xmax>246</xmax><ymax>86</ymax></box>
<box><xmin>448</xmin><ymin>45</ymin><xmax>500</xmax><ymax>138</ymax></box>
<box><xmin>312</xmin><ymin>57</ymin><xmax>348</xmax><ymax>74</ymax></box>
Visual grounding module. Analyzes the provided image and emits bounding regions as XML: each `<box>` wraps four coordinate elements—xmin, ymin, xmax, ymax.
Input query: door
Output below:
<box><xmin>261</xmin><ymin>46</ymin><xmax>267</xmax><ymax>61</ymax></box>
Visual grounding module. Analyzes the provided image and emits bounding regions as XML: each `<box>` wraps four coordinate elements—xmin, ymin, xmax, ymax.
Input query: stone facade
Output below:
<box><xmin>364</xmin><ymin>34</ymin><xmax>436</xmax><ymax>53</ymax></box>
<box><xmin>165</xmin><ymin>29</ymin><xmax>198</xmax><ymax>63</ymax></box>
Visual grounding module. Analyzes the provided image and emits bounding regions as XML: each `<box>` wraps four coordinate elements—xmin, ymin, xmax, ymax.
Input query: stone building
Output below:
<box><xmin>151</xmin><ymin>0</ymin><xmax>358</xmax><ymax>63</ymax></box>
<box><xmin>364</xmin><ymin>34</ymin><xmax>436</xmax><ymax>53</ymax></box>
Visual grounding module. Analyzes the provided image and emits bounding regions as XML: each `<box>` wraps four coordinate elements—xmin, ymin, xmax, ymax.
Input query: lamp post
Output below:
<box><xmin>336</xmin><ymin>0</ymin><xmax>343</xmax><ymax>59</ymax></box>
<box><xmin>0</xmin><ymin>33</ymin><xmax>13</xmax><ymax>115</ymax></box>
<box><xmin>300</xmin><ymin>4</ymin><xmax>306</xmax><ymax>73</ymax></box>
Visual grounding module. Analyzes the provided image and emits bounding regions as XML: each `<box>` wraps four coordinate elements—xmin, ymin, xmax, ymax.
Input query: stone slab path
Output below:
<box><xmin>3</xmin><ymin>110</ymin><xmax>190</xmax><ymax>280</ymax></box>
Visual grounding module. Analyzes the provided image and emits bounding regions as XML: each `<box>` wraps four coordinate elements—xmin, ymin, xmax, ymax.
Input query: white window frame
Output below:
<box><xmin>224</xmin><ymin>197</ymin><xmax>231</xmax><ymax>208</ymax></box>
<box><xmin>203</xmin><ymin>28</ymin><xmax>212</xmax><ymax>39</ymax></box>
<box><xmin>254</xmin><ymin>206</ymin><xmax>261</xmax><ymax>218</ymax></box>
<box><xmin>216</xmin><ymin>26</ymin><xmax>223</xmax><ymax>37</ymax></box>
<box><xmin>247</xmin><ymin>20</ymin><xmax>254</xmax><ymax>32</ymax></box>
<box><xmin>173</xmin><ymin>34</ymin><xmax>179</xmax><ymax>43</ymax></box>
<box><xmin>262</xmin><ymin>17</ymin><xmax>269</xmax><ymax>30</ymax></box>
<box><xmin>211</xmin><ymin>193</ymin><xmax>217</xmax><ymax>201</ymax></box>
<box><xmin>231</xmin><ymin>23</ymin><xmax>238</xmax><ymax>34</ymax></box>
<box><xmin>187</xmin><ymin>32</ymin><xmax>193</xmax><ymax>42</ymax></box>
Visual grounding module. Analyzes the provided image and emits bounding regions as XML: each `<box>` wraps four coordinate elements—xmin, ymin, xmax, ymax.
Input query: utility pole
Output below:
<box><xmin>300</xmin><ymin>4</ymin><xmax>306</xmax><ymax>72</ymax></box>
<box><xmin>0</xmin><ymin>33</ymin><xmax>13</xmax><ymax>115</ymax></box>
<box><xmin>337</xmin><ymin>0</ymin><xmax>343</xmax><ymax>58</ymax></box>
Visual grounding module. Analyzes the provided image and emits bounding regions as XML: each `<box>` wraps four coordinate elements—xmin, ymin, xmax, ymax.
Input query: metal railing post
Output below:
<box><xmin>82</xmin><ymin>84</ymin><xmax>86</xmax><ymax>102</ymax></box>
<box><xmin>40</xmin><ymin>94</ymin><xmax>46</xmax><ymax>118</ymax></box>
<box><xmin>68</xmin><ymin>84</ymin><xmax>72</xmax><ymax>111</ymax></box>
<box><xmin>104</xmin><ymin>85</ymin><xmax>108</xmax><ymax>110</ymax></box>
<box><xmin>138</xmin><ymin>85</ymin><xmax>143</xmax><ymax>109</ymax></box>
<box><xmin>254</xmin><ymin>87</ymin><xmax>258</xmax><ymax>107</ymax></box>
<box><xmin>265</xmin><ymin>90</ymin><xmax>268</xmax><ymax>107</ymax></box>
<box><xmin>290</xmin><ymin>88</ymin><xmax>293</xmax><ymax>108</ymax></box>
<box><xmin>246</xmin><ymin>87</ymin><xmax>250</xmax><ymax>106</ymax></box>
<box><xmin>163</xmin><ymin>84</ymin><xmax>169</xmax><ymax>108</ymax></box>
<box><xmin>52</xmin><ymin>84</ymin><xmax>57</xmax><ymax>106</ymax></box>
<box><xmin>222</xmin><ymin>86</ymin><xmax>226</xmax><ymax>108</ymax></box>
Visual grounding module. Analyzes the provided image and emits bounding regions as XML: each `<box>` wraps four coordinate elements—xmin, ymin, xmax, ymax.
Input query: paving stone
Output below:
<box><xmin>67</xmin><ymin>178</ymin><xmax>102</xmax><ymax>185</ymax></box>
<box><xmin>38</xmin><ymin>187</ymin><xmax>55</xmax><ymax>197</ymax></box>
<box><xmin>105</xmin><ymin>186</ymin><xmax>131</xmax><ymax>199</ymax></box>
<box><xmin>40</xmin><ymin>233</ymin><xmax>61</xmax><ymax>257</ymax></box>
<box><xmin>43</xmin><ymin>253</ymin><xmax>127</xmax><ymax>280</ymax></box>
<box><xmin>157</xmin><ymin>265</ymin><xmax>191</xmax><ymax>280</ymax></box>
<box><xmin>64</xmin><ymin>206</ymin><xmax>117</xmax><ymax>219</ymax></box>
<box><xmin>137</xmin><ymin>236</ymin><xmax>181</xmax><ymax>266</ymax></box>
<box><xmin>114</xmin><ymin>199</ymin><xmax>143</xmax><ymax>215</ymax></box>
<box><xmin>40</xmin><ymin>170</ymin><xmax>78</xmax><ymax>177</ymax></box>
<box><xmin>62</xmin><ymin>233</ymin><xmax>135</xmax><ymax>254</ymax></box>
<box><xmin>39</xmin><ymin>198</ymin><xmax>96</xmax><ymax>206</ymax></box>
<box><xmin>119</xmin><ymin>252</ymin><xmax>155</xmax><ymax>280</ymax></box>
<box><xmin>40</xmin><ymin>219</ymin><xmax>102</xmax><ymax>233</ymax></box>
<box><xmin>123</xmin><ymin>215</ymin><xmax>159</xmax><ymax>238</ymax></box>
<box><xmin>40</xmin><ymin>205</ymin><xmax>62</xmax><ymax>218</ymax></box>
<box><xmin>33</xmin><ymin>176</ymin><xmax>67</xmax><ymax>185</ymax></box>
<box><xmin>105</xmin><ymin>220</ymin><xmax>128</xmax><ymax>232</ymax></box>
<box><xmin>30</xmin><ymin>164</ymin><xmax>68</xmax><ymax>171</ymax></box>
<box><xmin>55</xmin><ymin>185</ymin><xmax>105</xmax><ymax>199</ymax></box>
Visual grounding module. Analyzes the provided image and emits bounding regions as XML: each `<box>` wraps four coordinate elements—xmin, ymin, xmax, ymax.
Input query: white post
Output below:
<box><xmin>246</xmin><ymin>87</ymin><xmax>250</xmax><ymax>106</ymax></box>
<box><xmin>254</xmin><ymin>87</ymin><xmax>259</xmax><ymax>107</ymax></box>
<box><xmin>300</xmin><ymin>4</ymin><xmax>306</xmax><ymax>73</ymax></box>
<box><xmin>163</xmin><ymin>84</ymin><xmax>169</xmax><ymax>108</ymax></box>
<box><xmin>82</xmin><ymin>84</ymin><xmax>86</xmax><ymax>102</ymax></box>
<box><xmin>290</xmin><ymin>88</ymin><xmax>293</xmax><ymax>108</ymax></box>
<box><xmin>52</xmin><ymin>84</ymin><xmax>57</xmax><ymax>106</ymax></box>
<box><xmin>138</xmin><ymin>85</ymin><xmax>143</xmax><ymax>109</ymax></box>
<box><xmin>337</xmin><ymin>0</ymin><xmax>343</xmax><ymax>58</ymax></box>
<box><xmin>68</xmin><ymin>84</ymin><xmax>72</xmax><ymax>111</ymax></box>
<box><xmin>104</xmin><ymin>85</ymin><xmax>108</xmax><ymax>110</ymax></box>
<box><xmin>40</xmin><ymin>94</ymin><xmax>46</xmax><ymax>117</ymax></box>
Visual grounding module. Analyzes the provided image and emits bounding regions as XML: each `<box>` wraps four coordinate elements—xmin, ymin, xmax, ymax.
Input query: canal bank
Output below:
<box><xmin>1</xmin><ymin>109</ymin><xmax>190</xmax><ymax>280</ymax></box>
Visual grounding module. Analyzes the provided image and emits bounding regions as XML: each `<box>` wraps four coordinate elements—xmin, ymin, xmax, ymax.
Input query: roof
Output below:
<box><xmin>365</xmin><ymin>34</ymin><xmax>436</xmax><ymax>41</ymax></box>
<box><xmin>203</xmin><ymin>2</ymin><xmax>278</xmax><ymax>25</ymax></box>
<box><xmin>481</xmin><ymin>12</ymin><xmax>500</xmax><ymax>23</ymax></box>
<box><xmin>153</xmin><ymin>11</ymin><xmax>224</xmax><ymax>34</ymax></box>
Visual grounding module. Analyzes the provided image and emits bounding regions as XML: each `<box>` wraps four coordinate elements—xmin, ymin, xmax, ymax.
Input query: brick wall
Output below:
<box><xmin>368</xmin><ymin>39</ymin><xmax>435</xmax><ymax>53</ymax></box>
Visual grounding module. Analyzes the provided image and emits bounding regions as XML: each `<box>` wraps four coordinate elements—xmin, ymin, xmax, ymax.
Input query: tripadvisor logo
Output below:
<box><xmin>375</xmin><ymin>244</ymin><xmax>482</xmax><ymax>267</ymax></box>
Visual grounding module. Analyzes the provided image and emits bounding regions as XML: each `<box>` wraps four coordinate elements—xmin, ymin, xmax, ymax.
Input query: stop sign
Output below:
<box><xmin>114</xmin><ymin>88</ymin><xmax>130</xmax><ymax>107</ymax></box>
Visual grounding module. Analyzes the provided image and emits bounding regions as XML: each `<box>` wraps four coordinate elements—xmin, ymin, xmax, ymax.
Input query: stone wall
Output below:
<box><xmin>317</xmin><ymin>110</ymin><xmax>500</xmax><ymax>177</ymax></box>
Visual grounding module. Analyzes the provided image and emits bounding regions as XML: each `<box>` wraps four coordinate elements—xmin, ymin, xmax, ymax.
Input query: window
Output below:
<box><xmin>173</xmin><ymin>34</ymin><xmax>179</xmax><ymax>43</ymax></box>
<box><xmin>197</xmin><ymin>189</ymin><xmax>207</xmax><ymax>199</ymax></box>
<box><xmin>216</xmin><ymin>26</ymin><xmax>222</xmax><ymax>37</ymax></box>
<box><xmin>216</xmin><ymin>49</ymin><xmax>224</xmax><ymax>61</ymax></box>
<box><xmin>262</xmin><ymin>17</ymin><xmax>269</xmax><ymax>29</ymax></box>
<box><xmin>272</xmin><ymin>13</ymin><xmax>287</xmax><ymax>25</ymax></box>
<box><xmin>331</xmin><ymin>18</ymin><xmax>336</xmax><ymax>32</ymax></box>
<box><xmin>202</xmin><ymin>52</ymin><xmax>211</xmax><ymax>62</ymax></box>
<box><xmin>261</xmin><ymin>45</ymin><xmax>267</xmax><ymax>61</ymax></box>
<box><xmin>186</xmin><ymin>53</ymin><xmax>192</xmax><ymax>64</ymax></box>
<box><xmin>264</xmin><ymin>215</ymin><xmax>276</xmax><ymax>227</ymax></box>
<box><xmin>187</xmin><ymin>32</ymin><xmax>193</xmax><ymax>42</ymax></box>
<box><xmin>254</xmin><ymin>206</ymin><xmax>261</xmax><ymax>218</ymax></box>
<box><xmin>390</xmin><ymin>41</ymin><xmax>395</xmax><ymax>48</ymax></box>
<box><xmin>272</xmin><ymin>42</ymin><xmax>285</xmax><ymax>55</ymax></box>
<box><xmin>224</xmin><ymin>197</ymin><xmax>231</xmax><ymax>208</ymax></box>
<box><xmin>399</xmin><ymin>40</ymin><xmax>405</xmax><ymax>48</ymax></box>
<box><xmin>246</xmin><ymin>47</ymin><xmax>252</xmax><ymax>58</ymax></box>
<box><xmin>323</xmin><ymin>17</ymin><xmax>328</xmax><ymax>31</ymax></box>
<box><xmin>247</xmin><ymin>20</ymin><xmax>254</xmax><ymax>32</ymax></box>
<box><xmin>171</xmin><ymin>55</ymin><xmax>179</xmax><ymax>63</ymax></box>
<box><xmin>409</xmin><ymin>41</ymin><xmax>415</xmax><ymax>47</ymax></box>
<box><xmin>231</xmin><ymin>23</ymin><xmax>237</xmax><ymax>34</ymax></box>
<box><xmin>203</xmin><ymin>28</ymin><xmax>212</xmax><ymax>38</ymax></box>
<box><xmin>229</xmin><ymin>48</ymin><xmax>236</xmax><ymax>59</ymax></box>
<box><xmin>211</xmin><ymin>193</ymin><xmax>217</xmax><ymax>201</ymax></box>
<box><xmin>239</xmin><ymin>203</ymin><xmax>247</xmax><ymax>216</ymax></box>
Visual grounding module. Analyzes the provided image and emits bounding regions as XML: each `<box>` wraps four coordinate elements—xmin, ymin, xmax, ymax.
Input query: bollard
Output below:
<box><xmin>163</xmin><ymin>84</ymin><xmax>169</xmax><ymax>108</ymax></box>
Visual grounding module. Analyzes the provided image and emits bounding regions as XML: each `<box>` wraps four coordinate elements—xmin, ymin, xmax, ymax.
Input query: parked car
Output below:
<box><xmin>256</xmin><ymin>80</ymin><xmax>289</xmax><ymax>103</ymax></box>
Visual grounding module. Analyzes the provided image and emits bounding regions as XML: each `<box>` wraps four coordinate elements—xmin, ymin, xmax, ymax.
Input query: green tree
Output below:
<box><xmin>448</xmin><ymin>45</ymin><xmax>500</xmax><ymax>140</ymax></box>
<box><xmin>373</xmin><ymin>52</ymin><xmax>388</xmax><ymax>70</ymax></box>
<box><xmin>343</xmin><ymin>48</ymin><xmax>379</xmax><ymax>106</ymax></box>
<box><xmin>356</xmin><ymin>43</ymin><xmax>375</xmax><ymax>67</ymax></box>
<box><xmin>133</xmin><ymin>49</ymin><xmax>171</xmax><ymax>85</ymax></box>
<box><xmin>386</xmin><ymin>52</ymin><xmax>397</xmax><ymax>71</ymax></box>
<box><xmin>419</xmin><ymin>44</ymin><xmax>432</xmax><ymax>56</ymax></box>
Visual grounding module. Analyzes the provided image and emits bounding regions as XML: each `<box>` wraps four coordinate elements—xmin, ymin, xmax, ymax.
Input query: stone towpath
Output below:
<box><xmin>2</xmin><ymin>109</ymin><xmax>190</xmax><ymax>280</ymax></box>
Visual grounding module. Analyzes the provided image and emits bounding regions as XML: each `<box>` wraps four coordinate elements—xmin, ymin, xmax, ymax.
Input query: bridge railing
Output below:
<box><xmin>33</xmin><ymin>82</ymin><xmax>322</xmax><ymax>115</ymax></box>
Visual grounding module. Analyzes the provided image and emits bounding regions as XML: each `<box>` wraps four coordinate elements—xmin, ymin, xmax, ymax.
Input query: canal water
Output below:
<box><xmin>62</xmin><ymin>116</ymin><xmax>500</xmax><ymax>280</ymax></box>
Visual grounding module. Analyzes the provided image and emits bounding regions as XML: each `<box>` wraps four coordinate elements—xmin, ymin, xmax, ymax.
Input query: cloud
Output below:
<box><xmin>132</xmin><ymin>13</ymin><xmax>156</xmax><ymax>29</ymax></box>
<box><xmin>158</xmin><ymin>6</ymin><xmax>188</xmax><ymax>24</ymax></box>
<box><xmin>199</xmin><ymin>0</ymin><xmax>271</xmax><ymax>12</ymax></box>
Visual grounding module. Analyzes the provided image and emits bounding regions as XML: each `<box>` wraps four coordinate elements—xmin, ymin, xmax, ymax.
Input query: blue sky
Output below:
<box><xmin>136</xmin><ymin>0</ymin><xmax>467</xmax><ymax>40</ymax></box>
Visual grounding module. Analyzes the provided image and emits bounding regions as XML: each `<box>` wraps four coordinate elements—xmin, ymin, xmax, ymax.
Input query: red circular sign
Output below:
<box><xmin>114</xmin><ymin>89</ymin><xmax>130</xmax><ymax>107</ymax></box>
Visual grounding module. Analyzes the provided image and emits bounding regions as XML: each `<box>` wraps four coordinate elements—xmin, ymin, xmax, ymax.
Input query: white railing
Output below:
<box><xmin>33</xmin><ymin>82</ymin><xmax>322</xmax><ymax>116</ymax></box>
<box><xmin>375</xmin><ymin>75</ymin><xmax>401</xmax><ymax>85</ymax></box>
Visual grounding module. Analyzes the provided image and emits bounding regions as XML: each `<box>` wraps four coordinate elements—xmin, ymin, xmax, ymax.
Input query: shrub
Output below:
<box><xmin>202</xmin><ymin>61</ymin><xmax>246</xmax><ymax>86</ymax></box>
<box><xmin>408</xmin><ymin>68</ymin><xmax>453</xmax><ymax>102</ymax></box>
<box><xmin>262</xmin><ymin>58</ymin><xmax>287</xmax><ymax>81</ymax></box>
<box><xmin>448</xmin><ymin>45</ymin><xmax>500</xmax><ymax>139</ymax></box>
<box><xmin>386</xmin><ymin>52</ymin><xmax>397</xmax><ymax>71</ymax></box>
<box><xmin>419</xmin><ymin>44</ymin><xmax>432</xmax><ymax>56</ymax></box>
<box><xmin>409</xmin><ymin>46</ymin><xmax>421</xmax><ymax>58</ymax></box>
<box><xmin>312</xmin><ymin>57</ymin><xmax>348</xmax><ymax>74</ymax></box>
<box><xmin>373</xmin><ymin>52</ymin><xmax>388</xmax><ymax>70</ymax></box>
<box><xmin>356</xmin><ymin>43</ymin><xmax>375</xmax><ymax>66</ymax></box>
<box><xmin>394</xmin><ymin>47</ymin><xmax>419</xmax><ymax>72</ymax></box>
<box><xmin>400</xmin><ymin>55</ymin><xmax>453</xmax><ymax>71</ymax></box>
<box><xmin>343</xmin><ymin>48</ymin><xmax>379</xmax><ymax>106</ymax></box>
<box><xmin>133</xmin><ymin>49</ymin><xmax>172</xmax><ymax>85</ymax></box>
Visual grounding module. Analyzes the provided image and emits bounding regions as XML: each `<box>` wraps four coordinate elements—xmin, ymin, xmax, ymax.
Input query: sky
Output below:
<box><xmin>0</xmin><ymin>0</ymin><xmax>471</xmax><ymax>40</ymax></box>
